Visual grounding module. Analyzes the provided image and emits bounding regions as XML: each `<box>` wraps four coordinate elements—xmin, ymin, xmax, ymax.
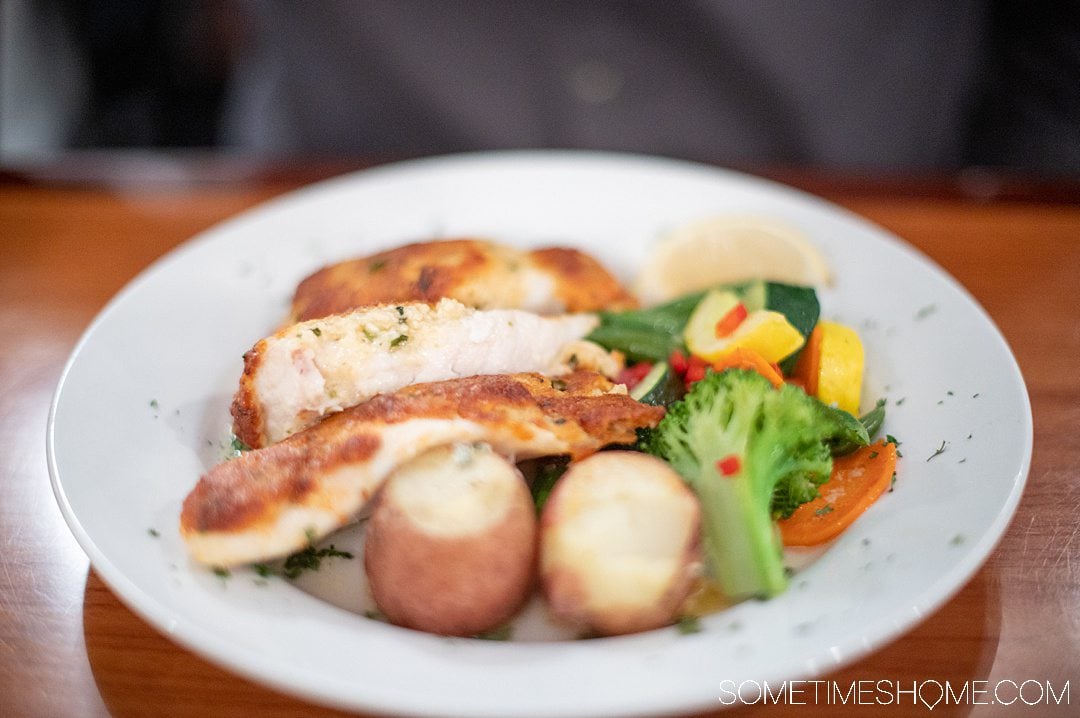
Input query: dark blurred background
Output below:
<box><xmin>4</xmin><ymin>0</ymin><xmax>1079</xmax><ymax>175</ymax></box>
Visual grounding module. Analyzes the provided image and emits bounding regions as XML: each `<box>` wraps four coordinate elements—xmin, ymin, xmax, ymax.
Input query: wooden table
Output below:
<box><xmin>2</xmin><ymin>155</ymin><xmax>1077</xmax><ymax>717</ymax></box>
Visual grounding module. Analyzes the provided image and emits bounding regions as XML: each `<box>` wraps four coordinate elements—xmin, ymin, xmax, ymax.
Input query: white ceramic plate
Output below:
<box><xmin>48</xmin><ymin>151</ymin><xmax>1031</xmax><ymax>717</ymax></box>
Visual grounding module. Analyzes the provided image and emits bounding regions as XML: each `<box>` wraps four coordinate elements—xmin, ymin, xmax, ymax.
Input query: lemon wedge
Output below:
<box><xmin>634</xmin><ymin>215</ymin><xmax>831</xmax><ymax>305</ymax></box>
<box><xmin>684</xmin><ymin>290</ymin><xmax>805</xmax><ymax>364</ymax></box>
<box><xmin>814</xmin><ymin>321</ymin><xmax>864</xmax><ymax>415</ymax></box>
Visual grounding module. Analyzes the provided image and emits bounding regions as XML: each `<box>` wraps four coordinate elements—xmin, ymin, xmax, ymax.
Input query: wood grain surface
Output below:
<box><xmin>1</xmin><ymin>156</ymin><xmax>1077</xmax><ymax>717</ymax></box>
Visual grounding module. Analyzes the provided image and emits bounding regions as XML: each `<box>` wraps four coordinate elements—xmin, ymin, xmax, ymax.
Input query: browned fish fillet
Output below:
<box><xmin>289</xmin><ymin>238</ymin><xmax>638</xmax><ymax>322</ymax></box>
<box><xmin>181</xmin><ymin>371</ymin><xmax>663</xmax><ymax>566</ymax></box>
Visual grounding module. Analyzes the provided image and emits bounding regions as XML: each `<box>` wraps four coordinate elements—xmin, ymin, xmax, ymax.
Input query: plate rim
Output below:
<box><xmin>46</xmin><ymin>149</ymin><xmax>1034</xmax><ymax>717</ymax></box>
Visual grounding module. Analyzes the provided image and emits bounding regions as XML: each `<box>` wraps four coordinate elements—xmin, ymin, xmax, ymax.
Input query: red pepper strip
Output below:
<box><xmin>716</xmin><ymin>455</ymin><xmax>741</xmax><ymax>476</ymax></box>
<box><xmin>616</xmin><ymin>361</ymin><xmax>654</xmax><ymax>391</ymax></box>
<box><xmin>669</xmin><ymin>349</ymin><xmax>689</xmax><ymax>376</ymax></box>
<box><xmin>715</xmin><ymin>303</ymin><xmax>748</xmax><ymax>338</ymax></box>
<box><xmin>684</xmin><ymin>354</ymin><xmax>708</xmax><ymax>388</ymax></box>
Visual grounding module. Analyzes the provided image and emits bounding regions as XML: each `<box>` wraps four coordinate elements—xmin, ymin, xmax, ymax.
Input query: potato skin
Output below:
<box><xmin>540</xmin><ymin>451</ymin><xmax>701</xmax><ymax>636</ymax></box>
<box><xmin>364</xmin><ymin>444</ymin><xmax>537</xmax><ymax>636</ymax></box>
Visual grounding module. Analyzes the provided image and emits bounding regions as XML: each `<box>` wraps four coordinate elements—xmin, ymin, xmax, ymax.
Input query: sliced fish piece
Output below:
<box><xmin>232</xmin><ymin>298</ymin><xmax>599</xmax><ymax>448</ymax></box>
<box><xmin>183</xmin><ymin>371</ymin><xmax>665</xmax><ymax>567</ymax></box>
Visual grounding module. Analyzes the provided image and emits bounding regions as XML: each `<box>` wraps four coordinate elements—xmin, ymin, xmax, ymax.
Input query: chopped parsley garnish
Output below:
<box><xmin>950</xmin><ymin>534</ymin><xmax>966</xmax><ymax>546</ymax></box>
<box><xmin>869</xmin><ymin>451</ymin><xmax>879</xmax><ymax>459</ymax></box>
<box><xmin>252</xmin><ymin>563</ymin><xmax>274</xmax><ymax>578</ymax></box>
<box><xmin>395</xmin><ymin>305</ymin><xmax>406</xmax><ymax>321</ymax></box>
<box><xmin>476</xmin><ymin>624</ymin><xmax>513</xmax><ymax>641</ymax></box>
<box><xmin>676</xmin><ymin>615</ymin><xmax>703</xmax><ymax>635</ymax></box>
<box><xmin>147</xmin><ymin>528</ymin><xmax>160</xmax><ymax>537</ymax></box>
<box><xmin>926</xmin><ymin>440</ymin><xmax>948</xmax><ymax>461</ymax></box>
<box><xmin>895</xmin><ymin>397</ymin><xmax>905</xmax><ymax>406</ymax></box>
<box><xmin>212</xmin><ymin>566</ymin><xmax>231</xmax><ymax>578</ymax></box>
<box><xmin>369</xmin><ymin>259</ymin><xmax>387</xmax><ymax>273</ymax></box>
<box><xmin>310</xmin><ymin>326</ymin><xmax>322</xmax><ymax>337</ymax></box>
<box><xmin>230</xmin><ymin>435</ymin><xmax>251</xmax><ymax>454</ymax></box>
<box><xmin>390</xmin><ymin>334</ymin><xmax>409</xmax><ymax>348</ymax></box>
<box><xmin>814</xmin><ymin>504</ymin><xmax>835</xmax><ymax>517</ymax></box>
<box><xmin>281</xmin><ymin>544</ymin><xmax>354</xmax><ymax>579</ymax></box>
<box><xmin>149</xmin><ymin>399</ymin><xmax>159</xmax><ymax>409</ymax></box>
<box><xmin>550</xmin><ymin>378</ymin><xmax>568</xmax><ymax>391</ymax></box>
<box><xmin>915</xmin><ymin>304</ymin><xmax>938</xmax><ymax>320</ymax></box>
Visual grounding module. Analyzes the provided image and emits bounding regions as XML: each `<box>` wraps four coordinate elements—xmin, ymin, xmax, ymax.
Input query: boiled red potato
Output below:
<box><xmin>540</xmin><ymin>451</ymin><xmax>701</xmax><ymax>636</ymax></box>
<box><xmin>364</xmin><ymin>442</ymin><xmax>537</xmax><ymax>636</ymax></box>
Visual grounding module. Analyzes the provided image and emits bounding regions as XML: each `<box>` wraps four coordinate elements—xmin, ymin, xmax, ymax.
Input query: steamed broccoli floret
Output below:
<box><xmin>644</xmin><ymin>368</ymin><xmax>868</xmax><ymax>600</ymax></box>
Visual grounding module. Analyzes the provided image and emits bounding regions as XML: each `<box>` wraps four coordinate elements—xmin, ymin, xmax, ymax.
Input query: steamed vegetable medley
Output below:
<box><xmin>586</xmin><ymin>281</ymin><xmax>896</xmax><ymax>605</ymax></box>
<box><xmin>187</xmin><ymin>233</ymin><xmax>899</xmax><ymax>640</ymax></box>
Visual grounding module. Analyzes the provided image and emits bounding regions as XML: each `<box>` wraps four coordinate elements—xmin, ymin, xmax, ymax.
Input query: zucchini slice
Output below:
<box><xmin>630</xmin><ymin>361</ymin><xmax>685</xmax><ymax>407</ymax></box>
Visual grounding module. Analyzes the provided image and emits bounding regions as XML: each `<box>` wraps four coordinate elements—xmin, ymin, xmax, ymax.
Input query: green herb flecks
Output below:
<box><xmin>926</xmin><ymin>440</ymin><xmax>948</xmax><ymax>462</ymax></box>
<box><xmin>475</xmin><ymin>624</ymin><xmax>513</xmax><ymax>641</ymax></box>
<box><xmin>310</xmin><ymin>326</ymin><xmax>322</xmax><ymax>337</ymax></box>
<box><xmin>814</xmin><ymin>504</ymin><xmax>835</xmax><ymax>517</ymax></box>
<box><xmin>148</xmin><ymin>528</ymin><xmax>160</xmax><ymax>538</ymax></box>
<box><xmin>885</xmin><ymin>434</ymin><xmax>903</xmax><ymax>458</ymax></box>
<box><xmin>212</xmin><ymin>566</ymin><xmax>231</xmax><ymax>579</ymax></box>
<box><xmin>676</xmin><ymin>615</ymin><xmax>703</xmax><ymax>635</ymax></box>
<box><xmin>252</xmin><ymin>563</ymin><xmax>274</xmax><ymax>578</ymax></box>
<box><xmin>369</xmin><ymin>259</ymin><xmax>387</xmax><ymax>273</ymax></box>
<box><xmin>281</xmin><ymin>544</ymin><xmax>354</xmax><ymax>579</ymax></box>
<box><xmin>227</xmin><ymin>435</ymin><xmax>251</xmax><ymax>459</ymax></box>
<box><xmin>390</xmin><ymin>334</ymin><xmax>409</xmax><ymax>349</ymax></box>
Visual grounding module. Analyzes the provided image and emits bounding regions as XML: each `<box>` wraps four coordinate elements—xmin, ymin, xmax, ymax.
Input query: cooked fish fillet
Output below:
<box><xmin>288</xmin><ymin>238</ymin><xmax>638</xmax><ymax>323</ymax></box>
<box><xmin>183</xmin><ymin>371</ymin><xmax>664</xmax><ymax>566</ymax></box>
<box><xmin>232</xmin><ymin>298</ymin><xmax>600</xmax><ymax>448</ymax></box>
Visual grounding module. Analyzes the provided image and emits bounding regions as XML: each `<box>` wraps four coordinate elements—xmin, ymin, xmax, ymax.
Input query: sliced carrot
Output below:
<box><xmin>779</xmin><ymin>440</ymin><xmax>897</xmax><ymax>546</ymax></box>
<box><xmin>790</xmin><ymin>323</ymin><xmax>822</xmax><ymax>394</ymax></box>
<box><xmin>711</xmin><ymin>348</ymin><xmax>784</xmax><ymax>388</ymax></box>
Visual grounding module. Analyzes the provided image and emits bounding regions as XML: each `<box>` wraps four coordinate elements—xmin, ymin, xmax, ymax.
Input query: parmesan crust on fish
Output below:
<box><xmin>183</xmin><ymin>372</ymin><xmax>664</xmax><ymax>566</ymax></box>
<box><xmin>288</xmin><ymin>238</ymin><xmax>638</xmax><ymax>323</ymax></box>
<box><xmin>231</xmin><ymin>298</ymin><xmax>601</xmax><ymax>448</ymax></box>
